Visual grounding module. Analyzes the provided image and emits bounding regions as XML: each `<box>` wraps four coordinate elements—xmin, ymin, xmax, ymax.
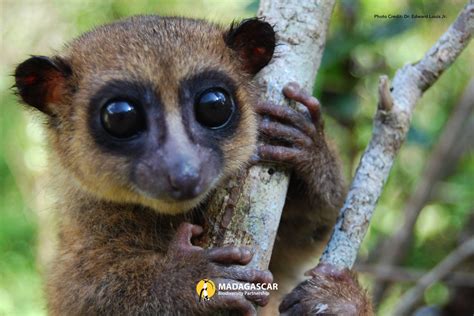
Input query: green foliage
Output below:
<box><xmin>0</xmin><ymin>98</ymin><xmax>44</xmax><ymax>315</ymax></box>
<box><xmin>424</xmin><ymin>282</ymin><xmax>450</xmax><ymax>306</ymax></box>
<box><xmin>0</xmin><ymin>0</ymin><xmax>472</xmax><ymax>314</ymax></box>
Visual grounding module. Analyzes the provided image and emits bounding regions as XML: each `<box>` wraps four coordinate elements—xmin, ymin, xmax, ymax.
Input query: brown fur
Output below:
<box><xmin>279</xmin><ymin>264</ymin><xmax>374</xmax><ymax>315</ymax></box>
<box><xmin>14</xmin><ymin>15</ymin><xmax>367</xmax><ymax>315</ymax></box>
<box><xmin>49</xmin><ymin>16</ymin><xmax>258</xmax><ymax>214</ymax></box>
<box><xmin>43</xmin><ymin>17</ymin><xmax>260</xmax><ymax>315</ymax></box>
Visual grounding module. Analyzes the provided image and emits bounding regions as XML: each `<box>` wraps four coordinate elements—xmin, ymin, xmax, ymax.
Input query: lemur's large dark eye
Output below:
<box><xmin>100</xmin><ymin>100</ymin><xmax>145</xmax><ymax>138</ymax></box>
<box><xmin>195</xmin><ymin>88</ymin><xmax>235</xmax><ymax>129</ymax></box>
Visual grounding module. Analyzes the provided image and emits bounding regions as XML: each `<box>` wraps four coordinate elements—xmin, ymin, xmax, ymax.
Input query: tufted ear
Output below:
<box><xmin>224</xmin><ymin>18</ymin><xmax>276</xmax><ymax>75</ymax></box>
<box><xmin>14</xmin><ymin>56</ymin><xmax>71</xmax><ymax>116</ymax></box>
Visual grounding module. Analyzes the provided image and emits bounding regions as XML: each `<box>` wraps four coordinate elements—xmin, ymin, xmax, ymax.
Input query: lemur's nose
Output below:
<box><xmin>167</xmin><ymin>159</ymin><xmax>202</xmax><ymax>200</ymax></box>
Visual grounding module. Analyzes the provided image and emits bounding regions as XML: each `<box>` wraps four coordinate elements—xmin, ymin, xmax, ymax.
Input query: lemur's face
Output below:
<box><xmin>14</xmin><ymin>16</ymin><xmax>275</xmax><ymax>214</ymax></box>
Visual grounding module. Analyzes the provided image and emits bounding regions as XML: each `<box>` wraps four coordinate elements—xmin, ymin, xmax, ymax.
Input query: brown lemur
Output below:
<box><xmin>14</xmin><ymin>15</ymin><xmax>371</xmax><ymax>315</ymax></box>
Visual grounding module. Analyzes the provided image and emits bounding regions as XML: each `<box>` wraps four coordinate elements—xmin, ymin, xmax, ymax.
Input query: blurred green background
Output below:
<box><xmin>0</xmin><ymin>0</ymin><xmax>472</xmax><ymax>315</ymax></box>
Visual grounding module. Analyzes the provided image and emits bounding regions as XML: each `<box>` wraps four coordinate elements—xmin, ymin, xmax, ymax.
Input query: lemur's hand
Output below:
<box><xmin>254</xmin><ymin>82</ymin><xmax>345</xmax><ymax>210</ymax></box>
<box><xmin>279</xmin><ymin>264</ymin><xmax>373</xmax><ymax>316</ymax></box>
<box><xmin>255</xmin><ymin>82</ymin><xmax>325</xmax><ymax>173</ymax></box>
<box><xmin>163</xmin><ymin>223</ymin><xmax>273</xmax><ymax>316</ymax></box>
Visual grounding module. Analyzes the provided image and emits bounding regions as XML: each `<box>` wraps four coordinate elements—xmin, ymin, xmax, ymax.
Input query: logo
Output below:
<box><xmin>196</xmin><ymin>278</ymin><xmax>279</xmax><ymax>301</ymax></box>
<box><xmin>196</xmin><ymin>279</ymin><xmax>216</xmax><ymax>301</ymax></box>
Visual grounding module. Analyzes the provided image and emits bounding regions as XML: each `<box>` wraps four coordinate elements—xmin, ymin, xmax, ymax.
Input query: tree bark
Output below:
<box><xmin>372</xmin><ymin>78</ymin><xmax>474</xmax><ymax>305</ymax></box>
<box><xmin>200</xmin><ymin>0</ymin><xmax>336</xmax><ymax>269</ymax></box>
<box><xmin>319</xmin><ymin>1</ymin><xmax>474</xmax><ymax>269</ymax></box>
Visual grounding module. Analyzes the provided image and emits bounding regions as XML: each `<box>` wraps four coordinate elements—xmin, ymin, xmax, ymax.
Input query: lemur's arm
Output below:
<box><xmin>48</xmin><ymin>208</ymin><xmax>272</xmax><ymax>316</ymax></box>
<box><xmin>255</xmin><ymin>83</ymin><xmax>372</xmax><ymax>315</ymax></box>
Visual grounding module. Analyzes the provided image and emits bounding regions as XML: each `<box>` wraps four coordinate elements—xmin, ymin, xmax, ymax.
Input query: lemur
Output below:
<box><xmin>14</xmin><ymin>16</ymin><xmax>372</xmax><ymax>315</ymax></box>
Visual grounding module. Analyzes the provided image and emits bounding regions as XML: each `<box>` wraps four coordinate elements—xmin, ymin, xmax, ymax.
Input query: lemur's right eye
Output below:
<box><xmin>100</xmin><ymin>100</ymin><xmax>145</xmax><ymax>138</ymax></box>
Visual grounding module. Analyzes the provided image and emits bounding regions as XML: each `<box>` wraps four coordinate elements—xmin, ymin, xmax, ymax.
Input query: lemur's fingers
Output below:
<box><xmin>170</xmin><ymin>222</ymin><xmax>203</xmax><ymax>251</ymax></box>
<box><xmin>259</xmin><ymin>118</ymin><xmax>313</xmax><ymax>148</ymax></box>
<box><xmin>207</xmin><ymin>285</ymin><xmax>259</xmax><ymax>315</ymax></box>
<box><xmin>206</xmin><ymin>246</ymin><xmax>253</xmax><ymax>265</ymax></box>
<box><xmin>245</xmin><ymin>290</ymin><xmax>271</xmax><ymax>308</ymax></box>
<box><xmin>279</xmin><ymin>284</ymin><xmax>306</xmax><ymax>313</ymax></box>
<box><xmin>257</xmin><ymin>145</ymin><xmax>301</xmax><ymax>165</ymax></box>
<box><xmin>305</xmin><ymin>263</ymin><xmax>349</xmax><ymax>278</ymax></box>
<box><xmin>247</xmin><ymin>153</ymin><xmax>260</xmax><ymax>166</ymax></box>
<box><xmin>221</xmin><ymin>267</ymin><xmax>273</xmax><ymax>284</ymax></box>
<box><xmin>283</xmin><ymin>82</ymin><xmax>323</xmax><ymax>127</ymax></box>
<box><xmin>214</xmin><ymin>269</ymin><xmax>273</xmax><ymax>306</ymax></box>
<box><xmin>279</xmin><ymin>302</ymin><xmax>305</xmax><ymax>316</ymax></box>
<box><xmin>255</xmin><ymin>102</ymin><xmax>317</xmax><ymax>138</ymax></box>
<box><xmin>280</xmin><ymin>265</ymin><xmax>372</xmax><ymax>316</ymax></box>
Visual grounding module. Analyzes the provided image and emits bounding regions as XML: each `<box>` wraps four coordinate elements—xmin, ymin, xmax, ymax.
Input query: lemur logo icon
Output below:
<box><xmin>196</xmin><ymin>279</ymin><xmax>216</xmax><ymax>301</ymax></box>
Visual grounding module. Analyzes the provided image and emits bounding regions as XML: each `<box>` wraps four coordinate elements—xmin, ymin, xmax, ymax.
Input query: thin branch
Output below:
<box><xmin>319</xmin><ymin>1</ymin><xmax>474</xmax><ymax>269</ymax></box>
<box><xmin>393</xmin><ymin>237</ymin><xmax>474</xmax><ymax>316</ymax></box>
<box><xmin>372</xmin><ymin>78</ymin><xmax>474</xmax><ymax>305</ymax></box>
<box><xmin>355</xmin><ymin>263</ymin><xmax>474</xmax><ymax>288</ymax></box>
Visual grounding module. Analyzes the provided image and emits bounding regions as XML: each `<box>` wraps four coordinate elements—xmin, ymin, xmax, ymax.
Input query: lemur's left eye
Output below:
<box><xmin>100</xmin><ymin>100</ymin><xmax>146</xmax><ymax>138</ymax></box>
<box><xmin>195</xmin><ymin>88</ymin><xmax>235</xmax><ymax>129</ymax></box>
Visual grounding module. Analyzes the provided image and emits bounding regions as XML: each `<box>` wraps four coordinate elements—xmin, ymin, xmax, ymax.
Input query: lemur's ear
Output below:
<box><xmin>14</xmin><ymin>56</ymin><xmax>71</xmax><ymax>116</ymax></box>
<box><xmin>224</xmin><ymin>18</ymin><xmax>276</xmax><ymax>75</ymax></box>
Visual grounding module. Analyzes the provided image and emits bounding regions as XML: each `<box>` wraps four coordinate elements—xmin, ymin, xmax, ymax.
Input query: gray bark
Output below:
<box><xmin>319</xmin><ymin>1</ymin><xmax>474</xmax><ymax>268</ymax></box>
<box><xmin>372</xmin><ymin>78</ymin><xmax>474</xmax><ymax>305</ymax></box>
<box><xmin>201</xmin><ymin>0</ymin><xmax>336</xmax><ymax>269</ymax></box>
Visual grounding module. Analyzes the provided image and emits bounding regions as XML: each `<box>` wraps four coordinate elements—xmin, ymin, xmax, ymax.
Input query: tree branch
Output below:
<box><xmin>393</xmin><ymin>237</ymin><xmax>474</xmax><ymax>316</ymax></box>
<box><xmin>319</xmin><ymin>1</ymin><xmax>474</xmax><ymax>269</ymax></box>
<box><xmin>201</xmin><ymin>0</ymin><xmax>336</xmax><ymax>269</ymax></box>
<box><xmin>372</xmin><ymin>78</ymin><xmax>474</xmax><ymax>305</ymax></box>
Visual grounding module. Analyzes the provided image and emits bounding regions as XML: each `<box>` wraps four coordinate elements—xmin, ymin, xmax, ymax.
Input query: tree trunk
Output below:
<box><xmin>200</xmin><ymin>0</ymin><xmax>336</xmax><ymax>269</ymax></box>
